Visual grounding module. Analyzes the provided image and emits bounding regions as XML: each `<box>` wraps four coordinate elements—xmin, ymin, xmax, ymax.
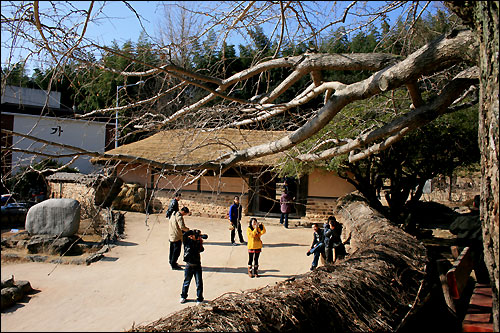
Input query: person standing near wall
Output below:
<box><xmin>229</xmin><ymin>196</ymin><xmax>245</xmax><ymax>245</ymax></box>
<box><xmin>169</xmin><ymin>206</ymin><xmax>190</xmax><ymax>270</ymax></box>
<box><xmin>247</xmin><ymin>218</ymin><xmax>266</xmax><ymax>278</ymax></box>
<box><xmin>280</xmin><ymin>189</ymin><xmax>294</xmax><ymax>229</ymax></box>
<box><xmin>166</xmin><ymin>191</ymin><xmax>181</xmax><ymax>219</ymax></box>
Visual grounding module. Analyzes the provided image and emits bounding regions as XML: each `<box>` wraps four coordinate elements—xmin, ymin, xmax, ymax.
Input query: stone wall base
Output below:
<box><xmin>154</xmin><ymin>191</ymin><xmax>249</xmax><ymax>219</ymax></box>
<box><xmin>48</xmin><ymin>172</ymin><xmax>481</xmax><ymax>223</ymax></box>
<box><xmin>305</xmin><ymin>197</ymin><xmax>338</xmax><ymax>222</ymax></box>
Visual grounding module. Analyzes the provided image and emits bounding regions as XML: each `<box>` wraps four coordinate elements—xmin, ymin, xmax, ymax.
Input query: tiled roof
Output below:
<box><xmin>46</xmin><ymin>172</ymin><xmax>99</xmax><ymax>184</ymax></box>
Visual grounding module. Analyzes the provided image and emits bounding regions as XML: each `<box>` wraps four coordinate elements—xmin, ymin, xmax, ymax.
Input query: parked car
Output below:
<box><xmin>1</xmin><ymin>193</ymin><xmax>14</xmax><ymax>206</ymax></box>
<box><xmin>1</xmin><ymin>202</ymin><xmax>30</xmax><ymax>226</ymax></box>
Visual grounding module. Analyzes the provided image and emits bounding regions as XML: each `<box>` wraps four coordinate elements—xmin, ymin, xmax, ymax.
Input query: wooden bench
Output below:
<box><xmin>438</xmin><ymin>246</ymin><xmax>493</xmax><ymax>332</ymax></box>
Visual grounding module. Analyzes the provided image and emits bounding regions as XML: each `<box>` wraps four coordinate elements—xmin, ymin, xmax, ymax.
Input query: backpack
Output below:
<box><xmin>166</xmin><ymin>199</ymin><xmax>177</xmax><ymax>219</ymax></box>
<box><xmin>166</xmin><ymin>207</ymin><xmax>173</xmax><ymax>219</ymax></box>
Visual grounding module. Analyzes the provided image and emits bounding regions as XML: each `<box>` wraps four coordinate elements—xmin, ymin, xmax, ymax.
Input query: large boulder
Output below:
<box><xmin>26</xmin><ymin>234</ymin><xmax>82</xmax><ymax>255</ymax></box>
<box><xmin>25</xmin><ymin>199</ymin><xmax>80</xmax><ymax>237</ymax></box>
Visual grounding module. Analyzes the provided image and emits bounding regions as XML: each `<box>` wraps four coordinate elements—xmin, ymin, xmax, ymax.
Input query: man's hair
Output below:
<box><xmin>234</xmin><ymin>196</ymin><xmax>239</xmax><ymax>200</ymax></box>
<box><xmin>328</xmin><ymin>216</ymin><xmax>337</xmax><ymax>224</ymax></box>
<box><xmin>174</xmin><ymin>191</ymin><xmax>181</xmax><ymax>198</ymax></box>
<box><xmin>312</xmin><ymin>223</ymin><xmax>319</xmax><ymax>228</ymax></box>
<box><xmin>181</xmin><ymin>206</ymin><xmax>189</xmax><ymax>213</ymax></box>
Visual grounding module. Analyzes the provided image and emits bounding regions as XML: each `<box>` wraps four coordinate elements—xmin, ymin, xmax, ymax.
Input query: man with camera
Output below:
<box><xmin>180</xmin><ymin>229</ymin><xmax>207</xmax><ymax>305</ymax></box>
<box><xmin>169</xmin><ymin>206</ymin><xmax>190</xmax><ymax>270</ymax></box>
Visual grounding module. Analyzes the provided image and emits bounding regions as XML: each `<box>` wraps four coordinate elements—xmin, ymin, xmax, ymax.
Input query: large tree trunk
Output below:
<box><xmin>446</xmin><ymin>3</ymin><xmax>499</xmax><ymax>330</ymax></box>
<box><xmin>475</xmin><ymin>3</ymin><xmax>499</xmax><ymax>331</ymax></box>
<box><xmin>130</xmin><ymin>194</ymin><xmax>427</xmax><ymax>332</ymax></box>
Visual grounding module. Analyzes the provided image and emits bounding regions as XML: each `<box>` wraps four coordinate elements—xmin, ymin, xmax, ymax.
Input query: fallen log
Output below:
<box><xmin>130</xmin><ymin>193</ymin><xmax>428</xmax><ymax>332</ymax></box>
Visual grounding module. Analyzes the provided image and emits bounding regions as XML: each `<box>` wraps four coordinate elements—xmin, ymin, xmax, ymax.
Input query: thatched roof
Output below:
<box><xmin>93</xmin><ymin>128</ymin><xmax>291</xmax><ymax>168</ymax></box>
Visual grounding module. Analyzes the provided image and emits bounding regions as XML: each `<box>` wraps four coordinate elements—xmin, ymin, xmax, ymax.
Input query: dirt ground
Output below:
<box><xmin>1</xmin><ymin>213</ymin><xmax>316</xmax><ymax>332</ymax></box>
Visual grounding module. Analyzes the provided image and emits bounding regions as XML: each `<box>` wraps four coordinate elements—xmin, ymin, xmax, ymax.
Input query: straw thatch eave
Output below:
<box><xmin>92</xmin><ymin>128</ymin><xmax>292</xmax><ymax>170</ymax></box>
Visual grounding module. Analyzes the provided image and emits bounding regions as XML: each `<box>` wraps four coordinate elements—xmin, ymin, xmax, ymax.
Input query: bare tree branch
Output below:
<box><xmin>214</xmin><ymin>30</ymin><xmax>476</xmax><ymax>171</ymax></box>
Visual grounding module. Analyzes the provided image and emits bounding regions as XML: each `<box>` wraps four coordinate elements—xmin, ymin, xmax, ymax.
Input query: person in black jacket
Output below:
<box><xmin>180</xmin><ymin>229</ymin><xmax>205</xmax><ymax>304</ymax></box>
<box><xmin>166</xmin><ymin>191</ymin><xmax>181</xmax><ymax>219</ymax></box>
<box><xmin>324</xmin><ymin>216</ymin><xmax>347</xmax><ymax>264</ymax></box>
<box><xmin>450</xmin><ymin>195</ymin><xmax>489</xmax><ymax>283</ymax></box>
<box><xmin>323</xmin><ymin>216</ymin><xmax>336</xmax><ymax>264</ymax></box>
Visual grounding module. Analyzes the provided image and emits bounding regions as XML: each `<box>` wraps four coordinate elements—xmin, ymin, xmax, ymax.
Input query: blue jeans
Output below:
<box><xmin>280</xmin><ymin>212</ymin><xmax>289</xmax><ymax>228</ymax></box>
<box><xmin>311</xmin><ymin>245</ymin><xmax>325</xmax><ymax>268</ymax></box>
<box><xmin>181</xmin><ymin>264</ymin><xmax>203</xmax><ymax>301</ymax></box>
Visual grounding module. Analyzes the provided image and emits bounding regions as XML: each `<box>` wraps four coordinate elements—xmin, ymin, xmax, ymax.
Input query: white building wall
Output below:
<box><xmin>1</xmin><ymin>85</ymin><xmax>61</xmax><ymax>108</ymax></box>
<box><xmin>9</xmin><ymin>113</ymin><xmax>106</xmax><ymax>174</ymax></box>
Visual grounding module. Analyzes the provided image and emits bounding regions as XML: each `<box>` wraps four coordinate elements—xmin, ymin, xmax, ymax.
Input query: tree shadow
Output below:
<box><xmin>101</xmin><ymin>256</ymin><xmax>119</xmax><ymax>262</ymax></box>
<box><xmin>203</xmin><ymin>241</ymin><xmax>245</xmax><ymax>247</ymax></box>
<box><xmin>255</xmin><ymin>269</ymin><xmax>295</xmax><ymax>278</ymax></box>
<box><xmin>115</xmin><ymin>240</ymin><xmax>138</xmax><ymax>247</ymax></box>
<box><xmin>202</xmin><ymin>266</ymin><xmax>295</xmax><ymax>278</ymax></box>
<box><xmin>203</xmin><ymin>266</ymin><xmax>248</xmax><ymax>274</ymax></box>
<box><xmin>204</xmin><ymin>242</ymin><xmax>303</xmax><ymax>248</ymax></box>
<box><xmin>264</xmin><ymin>242</ymin><xmax>303</xmax><ymax>248</ymax></box>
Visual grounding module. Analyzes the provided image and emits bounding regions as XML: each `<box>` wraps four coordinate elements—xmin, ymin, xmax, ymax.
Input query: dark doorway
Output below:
<box><xmin>256</xmin><ymin>172</ymin><xmax>280</xmax><ymax>214</ymax></box>
<box><xmin>248</xmin><ymin>171</ymin><xmax>307</xmax><ymax>217</ymax></box>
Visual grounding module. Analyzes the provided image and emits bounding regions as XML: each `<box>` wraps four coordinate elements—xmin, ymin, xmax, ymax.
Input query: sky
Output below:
<box><xmin>1</xmin><ymin>1</ymin><xmax>164</xmax><ymax>72</ymax></box>
<box><xmin>1</xmin><ymin>1</ymin><xmax>441</xmax><ymax>74</ymax></box>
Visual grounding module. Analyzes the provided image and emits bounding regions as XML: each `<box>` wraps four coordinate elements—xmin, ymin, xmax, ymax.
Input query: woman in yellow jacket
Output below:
<box><xmin>247</xmin><ymin>217</ymin><xmax>266</xmax><ymax>278</ymax></box>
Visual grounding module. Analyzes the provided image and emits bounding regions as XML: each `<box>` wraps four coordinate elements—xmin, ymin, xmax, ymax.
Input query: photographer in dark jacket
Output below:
<box><xmin>180</xmin><ymin>229</ymin><xmax>205</xmax><ymax>305</ymax></box>
<box><xmin>323</xmin><ymin>216</ymin><xmax>347</xmax><ymax>264</ymax></box>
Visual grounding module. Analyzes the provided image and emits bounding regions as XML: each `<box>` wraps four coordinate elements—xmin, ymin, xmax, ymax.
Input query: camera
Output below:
<box><xmin>193</xmin><ymin>229</ymin><xmax>208</xmax><ymax>239</ymax></box>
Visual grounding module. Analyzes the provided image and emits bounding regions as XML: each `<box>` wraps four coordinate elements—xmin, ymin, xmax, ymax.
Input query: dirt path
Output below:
<box><xmin>1</xmin><ymin>213</ymin><xmax>314</xmax><ymax>332</ymax></box>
